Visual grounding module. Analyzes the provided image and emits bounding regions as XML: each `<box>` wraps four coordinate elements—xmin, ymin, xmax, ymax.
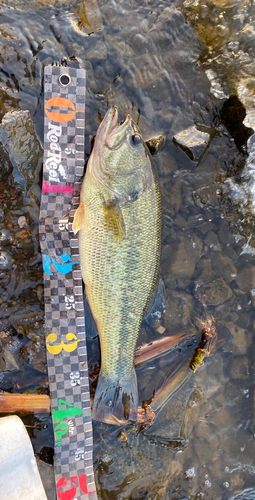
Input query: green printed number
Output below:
<box><xmin>53</xmin><ymin>399</ymin><xmax>91</xmax><ymax>445</ymax></box>
<box><xmin>53</xmin><ymin>399</ymin><xmax>83</xmax><ymax>425</ymax></box>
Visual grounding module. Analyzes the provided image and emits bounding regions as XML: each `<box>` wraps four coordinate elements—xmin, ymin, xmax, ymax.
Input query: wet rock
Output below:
<box><xmin>236</xmin><ymin>265</ymin><xmax>255</xmax><ymax>292</ymax></box>
<box><xmin>164</xmin><ymin>289</ymin><xmax>193</xmax><ymax>332</ymax></box>
<box><xmin>146</xmin><ymin>135</ymin><xmax>165</xmax><ymax>156</ymax></box>
<box><xmin>0</xmin><ymin>337</ymin><xmax>24</xmax><ymax>372</ymax></box>
<box><xmin>197</xmin><ymin>220</ymin><xmax>215</xmax><ymax>235</ymax></box>
<box><xmin>173</xmin><ymin>126</ymin><xmax>210</xmax><ymax>162</ymax></box>
<box><xmin>18</xmin><ymin>216</ymin><xmax>27</xmax><ymax>228</ymax></box>
<box><xmin>211</xmin><ymin>252</ymin><xmax>237</xmax><ymax>283</ymax></box>
<box><xmin>162</xmin><ymin>233</ymin><xmax>203</xmax><ymax>281</ymax></box>
<box><xmin>217</xmin><ymin>219</ymin><xmax>235</xmax><ymax>246</ymax></box>
<box><xmin>230</xmin><ymin>356</ymin><xmax>249</xmax><ymax>380</ymax></box>
<box><xmin>0</xmin><ymin>251</ymin><xmax>12</xmax><ymax>270</ymax></box>
<box><xmin>195</xmin><ymin>266</ymin><xmax>233</xmax><ymax>306</ymax></box>
<box><xmin>148</xmin><ymin>5</ymin><xmax>183</xmax><ymax>33</ymax></box>
<box><xmin>20</xmin><ymin>340</ymin><xmax>47</xmax><ymax>373</ymax></box>
<box><xmin>201</xmin><ymin>231</ymin><xmax>219</xmax><ymax>250</ymax></box>
<box><xmin>174</xmin><ymin>213</ymin><xmax>188</xmax><ymax>229</ymax></box>
<box><xmin>73</xmin><ymin>0</ymin><xmax>103</xmax><ymax>34</ymax></box>
<box><xmin>224</xmin><ymin>322</ymin><xmax>248</xmax><ymax>355</ymax></box>
<box><xmin>0</xmin><ymin>110</ymin><xmax>43</xmax><ymax>192</ymax></box>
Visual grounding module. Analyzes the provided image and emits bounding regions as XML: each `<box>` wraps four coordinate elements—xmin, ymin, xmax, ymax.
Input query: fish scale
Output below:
<box><xmin>73</xmin><ymin>105</ymin><xmax>162</xmax><ymax>424</ymax></box>
<box><xmin>84</xmin><ymin>183</ymin><xmax>160</xmax><ymax>376</ymax></box>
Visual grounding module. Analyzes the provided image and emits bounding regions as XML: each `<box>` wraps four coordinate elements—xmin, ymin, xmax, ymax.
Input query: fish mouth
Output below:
<box><xmin>96</xmin><ymin>105</ymin><xmax>131</xmax><ymax>149</ymax></box>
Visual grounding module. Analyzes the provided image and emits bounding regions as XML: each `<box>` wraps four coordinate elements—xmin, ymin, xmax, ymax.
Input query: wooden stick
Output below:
<box><xmin>0</xmin><ymin>394</ymin><xmax>51</xmax><ymax>414</ymax></box>
<box><xmin>134</xmin><ymin>328</ymin><xmax>197</xmax><ymax>366</ymax></box>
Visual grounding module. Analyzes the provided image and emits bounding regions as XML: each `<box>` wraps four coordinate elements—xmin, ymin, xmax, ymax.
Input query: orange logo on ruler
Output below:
<box><xmin>45</xmin><ymin>97</ymin><xmax>84</xmax><ymax>123</ymax></box>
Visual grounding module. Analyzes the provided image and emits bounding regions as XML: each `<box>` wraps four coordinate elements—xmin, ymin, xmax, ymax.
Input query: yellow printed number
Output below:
<box><xmin>46</xmin><ymin>332</ymin><xmax>83</xmax><ymax>354</ymax></box>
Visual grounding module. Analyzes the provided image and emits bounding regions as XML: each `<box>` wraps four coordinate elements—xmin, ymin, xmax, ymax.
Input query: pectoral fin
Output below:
<box><xmin>103</xmin><ymin>201</ymin><xmax>126</xmax><ymax>241</ymax></box>
<box><xmin>72</xmin><ymin>203</ymin><xmax>85</xmax><ymax>234</ymax></box>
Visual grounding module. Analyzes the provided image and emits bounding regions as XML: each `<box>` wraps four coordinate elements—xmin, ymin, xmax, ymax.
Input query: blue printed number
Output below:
<box><xmin>42</xmin><ymin>253</ymin><xmax>79</xmax><ymax>275</ymax></box>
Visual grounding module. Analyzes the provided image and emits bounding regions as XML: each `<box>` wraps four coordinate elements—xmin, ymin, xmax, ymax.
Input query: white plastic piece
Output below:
<box><xmin>0</xmin><ymin>415</ymin><xmax>48</xmax><ymax>500</ymax></box>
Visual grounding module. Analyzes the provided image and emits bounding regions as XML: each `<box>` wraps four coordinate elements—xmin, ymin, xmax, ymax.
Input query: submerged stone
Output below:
<box><xmin>173</xmin><ymin>126</ymin><xmax>210</xmax><ymax>161</ymax></box>
<box><xmin>224</xmin><ymin>322</ymin><xmax>248</xmax><ymax>356</ymax></box>
<box><xmin>162</xmin><ymin>233</ymin><xmax>203</xmax><ymax>281</ymax></box>
<box><xmin>146</xmin><ymin>135</ymin><xmax>165</xmax><ymax>156</ymax></box>
<box><xmin>196</xmin><ymin>275</ymin><xmax>233</xmax><ymax>306</ymax></box>
<box><xmin>236</xmin><ymin>264</ymin><xmax>255</xmax><ymax>292</ymax></box>
<box><xmin>0</xmin><ymin>110</ymin><xmax>43</xmax><ymax>192</ymax></box>
<box><xmin>164</xmin><ymin>289</ymin><xmax>193</xmax><ymax>332</ymax></box>
<box><xmin>211</xmin><ymin>252</ymin><xmax>237</xmax><ymax>283</ymax></box>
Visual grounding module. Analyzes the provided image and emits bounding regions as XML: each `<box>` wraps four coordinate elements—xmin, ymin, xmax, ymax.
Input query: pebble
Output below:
<box><xmin>18</xmin><ymin>216</ymin><xmax>27</xmax><ymax>228</ymax></box>
<box><xmin>236</xmin><ymin>264</ymin><xmax>255</xmax><ymax>292</ymax></box>
<box><xmin>162</xmin><ymin>233</ymin><xmax>203</xmax><ymax>281</ymax></box>
<box><xmin>203</xmin><ymin>231</ymin><xmax>220</xmax><ymax>249</ymax></box>
<box><xmin>195</xmin><ymin>266</ymin><xmax>233</xmax><ymax>306</ymax></box>
<box><xmin>211</xmin><ymin>252</ymin><xmax>237</xmax><ymax>282</ymax></box>
<box><xmin>217</xmin><ymin>220</ymin><xmax>235</xmax><ymax>246</ymax></box>
<box><xmin>164</xmin><ymin>289</ymin><xmax>193</xmax><ymax>332</ymax></box>
<box><xmin>224</xmin><ymin>322</ymin><xmax>247</xmax><ymax>355</ymax></box>
<box><xmin>0</xmin><ymin>251</ymin><xmax>12</xmax><ymax>270</ymax></box>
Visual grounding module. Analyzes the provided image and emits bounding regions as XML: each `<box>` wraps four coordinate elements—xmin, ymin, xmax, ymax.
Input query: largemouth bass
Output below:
<box><xmin>73</xmin><ymin>106</ymin><xmax>162</xmax><ymax>425</ymax></box>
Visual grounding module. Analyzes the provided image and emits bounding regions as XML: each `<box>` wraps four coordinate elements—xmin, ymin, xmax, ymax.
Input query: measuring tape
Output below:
<box><xmin>39</xmin><ymin>66</ymin><xmax>97</xmax><ymax>500</ymax></box>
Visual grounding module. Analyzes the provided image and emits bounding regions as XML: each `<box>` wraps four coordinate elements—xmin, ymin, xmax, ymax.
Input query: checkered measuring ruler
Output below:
<box><xmin>39</xmin><ymin>66</ymin><xmax>97</xmax><ymax>500</ymax></box>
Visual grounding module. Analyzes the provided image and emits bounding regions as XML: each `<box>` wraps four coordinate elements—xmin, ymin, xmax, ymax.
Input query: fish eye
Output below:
<box><xmin>131</xmin><ymin>134</ymin><xmax>141</xmax><ymax>146</ymax></box>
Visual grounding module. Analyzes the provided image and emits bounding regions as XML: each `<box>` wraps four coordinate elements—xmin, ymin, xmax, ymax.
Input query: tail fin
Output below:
<box><xmin>92</xmin><ymin>368</ymin><xmax>138</xmax><ymax>425</ymax></box>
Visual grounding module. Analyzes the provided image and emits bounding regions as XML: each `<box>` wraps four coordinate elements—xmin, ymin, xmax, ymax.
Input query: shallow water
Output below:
<box><xmin>0</xmin><ymin>0</ymin><xmax>255</xmax><ymax>499</ymax></box>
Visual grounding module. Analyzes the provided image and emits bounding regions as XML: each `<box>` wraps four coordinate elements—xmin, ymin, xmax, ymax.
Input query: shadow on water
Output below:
<box><xmin>0</xmin><ymin>0</ymin><xmax>255</xmax><ymax>498</ymax></box>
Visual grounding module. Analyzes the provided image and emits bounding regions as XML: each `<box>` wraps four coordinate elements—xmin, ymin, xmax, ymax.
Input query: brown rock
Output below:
<box><xmin>211</xmin><ymin>252</ymin><xmax>237</xmax><ymax>283</ymax></box>
<box><xmin>236</xmin><ymin>265</ymin><xmax>255</xmax><ymax>292</ymax></box>
<box><xmin>164</xmin><ymin>289</ymin><xmax>193</xmax><ymax>332</ymax></box>
<box><xmin>200</xmin><ymin>278</ymin><xmax>232</xmax><ymax>306</ymax></box>
<box><xmin>20</xmin><ymin>340</ymin><xmax>47</xmax><ymax>374</ymax></box>
<box><xmin>162</xmin><ymin>233</ymin><xmax>203</xmax><ymax>280</ymax></box>
<box><xmin>225</xmin><ymin>322</ymin><xmax>247</xmax><ymax>355</ymax></box>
